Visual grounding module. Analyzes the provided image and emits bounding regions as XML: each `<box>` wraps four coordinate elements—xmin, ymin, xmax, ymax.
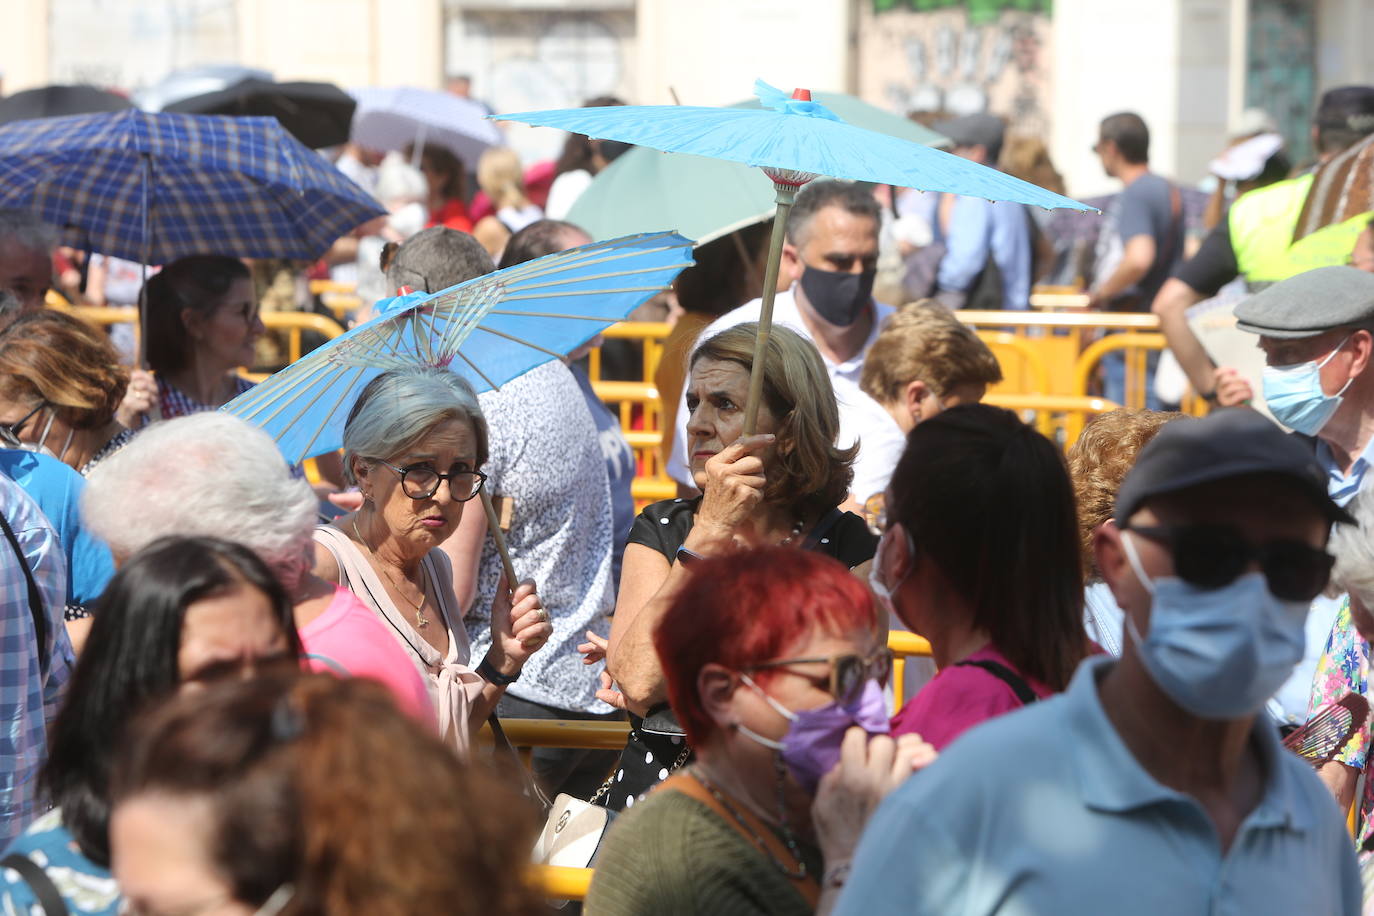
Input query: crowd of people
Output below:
<box><xmin>3</xmin><ymin>74</ymin><xmax>1374</xmax><ymax>916</ymax></box>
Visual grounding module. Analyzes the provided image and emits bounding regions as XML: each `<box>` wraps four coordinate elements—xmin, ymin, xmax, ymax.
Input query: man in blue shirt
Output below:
<box><xmin>0</xmin><ymin>448</ymin><xmax>114</xmax><ymax>610</ymax></box>
<box><xmin>837</xmin><ymin>409</ymin><xmax>1360</xmax><ymax>915</ymax></box>
<box><xmin>905</xmin><ymin>113</ymin><xmax>1031</xmax><ymax>311</ymax></box>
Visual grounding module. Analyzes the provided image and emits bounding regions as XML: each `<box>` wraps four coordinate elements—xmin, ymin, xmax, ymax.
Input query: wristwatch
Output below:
<box><xmin>675</xmin><ymin>546</ymin><xmax>706</xmax><ymax>567</ymax></box>
<box><xmin>477</xmin><ymin>655</ymin><xmax>520</xmax><ymax>686</ymax></box>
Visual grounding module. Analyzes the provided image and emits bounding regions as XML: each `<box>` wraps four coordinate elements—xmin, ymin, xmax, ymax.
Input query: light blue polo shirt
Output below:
<box><xmin>835</xmin><ymin>656</ymin><xmax>1360</xmax><ymax>916</ymax></box>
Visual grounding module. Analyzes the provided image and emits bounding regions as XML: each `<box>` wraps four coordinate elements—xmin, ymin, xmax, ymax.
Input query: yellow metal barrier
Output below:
<box><xmin>58</xmin><ymin>305</ymin><xmax>346</xmax><ymax>367</ymax></box>
<box><xmin>480</xmin><ymin>631</ymin><xmax>933</xmax><ymax>756</ymax></box>
<box><xmin>532</xmin><ymin>865</ymin><xmax>593</xmax><ymax>901</ymax></box>
<box><xmin>1071</xmin><ymin>332</ymin><xmax>1169</xmax><ymax>412</ymax></box>
<box><xmin>491</xmin><ymin>718</ymin><xmax>631</xmax><ymax>750</ymax></box>
<box><xmin>308</xmin><ymin>279</ymin><xmax>364</xmax><ymax>322</ymax></box>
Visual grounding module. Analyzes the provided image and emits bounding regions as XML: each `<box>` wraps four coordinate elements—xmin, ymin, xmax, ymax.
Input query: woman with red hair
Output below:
<box><xmin>585</xmin><ymin>547</ymin><xmax>934</xmax><ymax>915</ymax></box>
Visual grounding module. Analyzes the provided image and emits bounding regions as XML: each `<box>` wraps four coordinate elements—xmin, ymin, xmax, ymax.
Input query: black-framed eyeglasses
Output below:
<box><xmin>746</xmin><ymin>649</ymin><xmax>893</xmax><ymax>703</ymax></box>
<box><xmin>0</xmin><ymin>402</ymin><xmax>45</xmax><ymax>449</ymax></box>
<box><xmin>1125</xmin><ymin>524</ymin><xmax>1334</xmax><ymax>602</ymax></box>
<box><xmin>375</xmin><ymin>460</ymin><xmax>486</xmax><ymax>501</ymax></box>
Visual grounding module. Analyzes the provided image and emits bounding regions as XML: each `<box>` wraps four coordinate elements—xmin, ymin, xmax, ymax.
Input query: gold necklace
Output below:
<box><xmin>352</xmin><ymin>517</ymin><xmax>430</xmax><ymax>629</ymax></box>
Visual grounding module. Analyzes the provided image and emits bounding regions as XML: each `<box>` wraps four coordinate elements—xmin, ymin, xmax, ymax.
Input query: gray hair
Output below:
<box><xmin>385</xmin><ymin>226</ymin><xmax>494</xmax><ymax>293</ymax></box>
<box><xmin>0</xmin><ymin>209</ymin><xmax>58</xmax><ymax>256</ymax></box>
<box><xmin>1330</xmin><ymin>484</ymin><xmax>1374</xmax><ymax>607</ymax></box>
<box><xmin>784</xmin><ymin>179</ymin><xmax>880</xmax><ymax>249</ymax></box>
<box><xmin>0</xmin><ymin>289</ymin><xmax>18</xmax><ymax>318</ymax></box>
<box><xmin>342</xmin><ymin>367</ymin><xmax>489</xmax><ymax>486</ymax></box>
<box><xmin>81</xmin><ymin>413</ymin><xmax>318</xmax><ymax>584</ymax></box>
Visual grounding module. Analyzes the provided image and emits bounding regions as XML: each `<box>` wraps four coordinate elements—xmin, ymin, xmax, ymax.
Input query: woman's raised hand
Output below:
<box><xmin>694</xmin><ymin>433</ymin><xmax>774</xmax><ymax>540</ymax></box>
<box><xmin>486</xmin><ymin>573</ymin><xmax>552</xmax><ymax>677</ymax></box>
<box><xmin>811</xmin><ymin>729</ymin><xmax>937</xmax><ymax>869</ymax></box>
<box><xmin>115</xmin><ymin>368</ymin><xmax>159</xmax><ymax>427</ymax></box>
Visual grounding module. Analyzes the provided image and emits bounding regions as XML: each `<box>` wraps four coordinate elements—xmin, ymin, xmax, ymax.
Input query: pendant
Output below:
<box><xmin>415</xmin><ymin>610</ymin><xmax>430</xmax><ymax>629</ymax></box>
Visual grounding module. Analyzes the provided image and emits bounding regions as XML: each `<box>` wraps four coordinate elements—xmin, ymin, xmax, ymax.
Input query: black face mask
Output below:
<box><xmin>799</xmin><ymin>265</ymin><xmax>876</xmax><ymax>327</ymax></box>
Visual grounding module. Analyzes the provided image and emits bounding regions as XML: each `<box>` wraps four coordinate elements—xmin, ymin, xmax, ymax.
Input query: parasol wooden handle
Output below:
<box><xmin>742</xmin><ymin>185</ymin><xmax>798</xmax><ymax>435</ymax></box>
<box><xmin>479</xmin><ymin>487</ymin><xmax>519</xmax><ymax>593</ymax></box>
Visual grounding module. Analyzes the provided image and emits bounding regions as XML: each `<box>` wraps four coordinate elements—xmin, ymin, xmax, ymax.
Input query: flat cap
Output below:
<box><xmin>1115</xmin><ymin>408</ymin><xmax>1352</xmax><ymax>526</ymax></box>
<box><xmin>1233</xmin><ymin>266</ymin><xmax>1374</xmax><ymax>339</ymax></box>
<box><xmin>935</xmin><ymin>113</ymin><xmax>1004</xmax><ymax>152</ymax></box>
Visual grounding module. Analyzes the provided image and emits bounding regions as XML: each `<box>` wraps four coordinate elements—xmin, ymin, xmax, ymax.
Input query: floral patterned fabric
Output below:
<box><xmin>0</xmin><ymin>809</ymin><xmax>121</xmax><ymax>915</ymax></box>
<box><xmin>1308</xmin><ymin>596</ymin><xmax>1374</xmax><ymax>857</ymax></box>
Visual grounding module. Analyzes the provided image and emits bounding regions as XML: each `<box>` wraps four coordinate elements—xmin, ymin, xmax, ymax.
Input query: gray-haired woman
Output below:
<box><xmin>81</xmin><ymin>412</ymin><xmax>434</xmax><ymax>725</ymax></box>
<box><xmin>312</xmin><ymin>366</ymin><xmax>552</xmax><ymax>754</ymax></box>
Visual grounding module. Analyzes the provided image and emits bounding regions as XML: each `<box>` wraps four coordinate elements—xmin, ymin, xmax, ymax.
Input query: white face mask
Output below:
<box><xmin>868</xmin><ymin>526</ymin><xmax>914</xmax><ymax>619</ymax></box>
<box><xmin>29</xmin><ymin>409</ymin><xmax>74</xmax><ymax>462</ymax></box>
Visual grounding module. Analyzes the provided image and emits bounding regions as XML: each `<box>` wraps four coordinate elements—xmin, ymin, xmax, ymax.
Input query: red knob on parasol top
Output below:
<box><xmin>791</xmin><ymin>88</ymin><xmax>812</xmax><ymax>101</ymax></box>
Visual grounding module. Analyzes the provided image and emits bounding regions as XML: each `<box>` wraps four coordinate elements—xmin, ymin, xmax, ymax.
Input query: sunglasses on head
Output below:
<box><xmin>1125</xmin><ymin>524</ymin><xmax>1334</xmax><ymax>602</ymax></box>
<box><xmin>746</xmin><ymin>649</ymin><xmax>893</xmax><ymax>703</ymax></box>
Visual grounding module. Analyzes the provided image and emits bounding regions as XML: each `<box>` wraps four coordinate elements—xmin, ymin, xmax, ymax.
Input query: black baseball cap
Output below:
<box><xmin>1315</xmin><ymin>86</ymin><xmax>1374</xmax><ymax>131</ymax></box>
<box><xmin>1114</xmin><ymin>408</ymin><xmax>1353</xmax><ymax>526</ymax></box>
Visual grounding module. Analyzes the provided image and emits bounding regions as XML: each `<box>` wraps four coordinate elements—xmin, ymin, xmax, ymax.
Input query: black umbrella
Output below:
<box><xmin>165</xmin><ymin>78</ymin><xmax>356</xmax><ymax>149</ymax></box>
<box><xmin>0</xmin><ymin>84</ymin><xmax>132</xmax><ymax>124</ymax></box>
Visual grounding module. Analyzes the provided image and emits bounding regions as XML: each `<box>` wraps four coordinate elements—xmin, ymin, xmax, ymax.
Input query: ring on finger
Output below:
<box><xmin>536</xmin><ymin>608</ymin><xmax>549</xmax><ymax>623</ymax></box>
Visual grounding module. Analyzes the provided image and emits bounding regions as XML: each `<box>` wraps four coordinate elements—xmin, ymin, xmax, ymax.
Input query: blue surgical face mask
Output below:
<box><xmin>1120</xmin><ymin>532</ymin><xmax>1308</xmax><ymax>719</ymax></box>
<box><xmin>1262</xmin><ymin>335</ymin><xmax>1353</xmax><ymax>435</ymax></box>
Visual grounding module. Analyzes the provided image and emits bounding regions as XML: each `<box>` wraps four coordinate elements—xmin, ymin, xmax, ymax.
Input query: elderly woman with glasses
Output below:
<box><xmin>313</xmin><ymin>367</ymin><xmax>552</xmax><ymax>754</ymax></box>
<box><xmin>586</xmin><ymin>547</ymin><xmax>934</xmax><ymax>916</ymax></box>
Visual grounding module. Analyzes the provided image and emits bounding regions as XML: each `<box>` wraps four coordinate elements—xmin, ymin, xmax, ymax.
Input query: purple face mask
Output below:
<box><xmin>738</xmin><ymin>675</ymin><xmax>890</xmax><ymax>795</ymax></box>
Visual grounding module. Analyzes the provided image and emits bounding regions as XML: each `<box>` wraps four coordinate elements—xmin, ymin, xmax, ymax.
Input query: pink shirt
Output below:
<box><xmin>300</xmin><ymin>587</ymin><xmax>437</xmax><ymax>729</ymax></box>
<box><xmin>890</xmin><ymin>646</ymin><xmax>1054</xmax><ymax>751</ymax></box>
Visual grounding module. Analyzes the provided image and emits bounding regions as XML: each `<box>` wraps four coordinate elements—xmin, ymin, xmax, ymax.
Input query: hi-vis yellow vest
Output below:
<box><xmin>1230</xmin><ymin>173</ymin><xmax>1368</xmax><ymax>285</ymax></box>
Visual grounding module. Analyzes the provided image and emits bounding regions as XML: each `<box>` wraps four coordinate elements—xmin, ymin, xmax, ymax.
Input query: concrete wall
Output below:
<box><xmin>1051</xmin><ymin>0</ymin><xmax>1184</xmax><ymax>198</ymax></box>
<box><xmin>634</xmin><ymin>0</ymin><xmax>851</xmax><ymax>107</ymax></box>
<box><xmin>0</xmin><ymin>0</ymin><xmax>441</xmax><ymax>95</ymax></box>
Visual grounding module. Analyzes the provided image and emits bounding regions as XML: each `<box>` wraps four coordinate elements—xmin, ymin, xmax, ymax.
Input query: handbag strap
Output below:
<box><xmin>954</xmin><ymin>658</ymin><xmax>1039</xmax><ymax>706</ymax></box>
<box><xmin>487</xmin><ymin>715</ymin><xmax>552</xmax><ymax>809</ymax></box>
<box><xmin>660</xmin><ymin>772</ymin><xmax>821</xmax><ymax>909</ymax></box>
<box><xmin>0</xmin><ymin>510</ymin><xmax>49</xmax><ymax>678</ymax></box>
<box><xmin>1</xmin><ymin>853</ymin><xmax>69</xmax><ymax>916</ymax></box>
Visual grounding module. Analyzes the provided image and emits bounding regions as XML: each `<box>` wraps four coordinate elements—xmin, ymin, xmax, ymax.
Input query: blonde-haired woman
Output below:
<box><xmin>592</xmin><ymin>322</ymin><xmax>878</xmax><ymax>809</ymax></box>
<box><xmin>472</xmin><ymin>147</ymin><xmax>543</xmax><ymax>257</ymax></box>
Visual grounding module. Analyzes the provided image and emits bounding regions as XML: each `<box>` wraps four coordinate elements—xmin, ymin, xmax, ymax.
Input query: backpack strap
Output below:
<box><xmin>954</xmin><ymin>658</ymin><xmax>1040</xmax><ymax>706</ymax></box>
<box><xmin>1</xmin><ymin>853</ymin><xmax>69</xmax><ymax>916</ymax></box>
<box><xmin>0</xmin><ymin>511</ymin><xmax>50</xmax><ymax>678</ymax></box>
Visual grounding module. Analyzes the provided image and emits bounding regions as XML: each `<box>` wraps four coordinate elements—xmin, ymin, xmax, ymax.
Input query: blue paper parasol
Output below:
<box><xmin>497</xmin><ymin>79</ymin><xmax>1095</xmax><ymax>431</ymax></box>
<box><xmin>223</xmin><ymin>231</ymin><xmax>694</xmax><ymax>466</ymax></box>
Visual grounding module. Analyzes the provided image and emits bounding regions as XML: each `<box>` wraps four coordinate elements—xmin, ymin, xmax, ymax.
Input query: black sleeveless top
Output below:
<box><xmin>601</xmin><ymin>498</ymin><xmax>877</xmax><ymax>812</ymax></box>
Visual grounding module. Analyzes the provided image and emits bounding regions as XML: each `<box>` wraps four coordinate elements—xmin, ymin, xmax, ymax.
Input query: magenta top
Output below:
<box><xmin>300</xmin><ymin>586</ymin><xmax>437</xmax><ymax>729</ymax></box>
<box><xmin>890</xmin><ymin>645</ymin><xmax>1054</xmax><ymax>751</ymax></box>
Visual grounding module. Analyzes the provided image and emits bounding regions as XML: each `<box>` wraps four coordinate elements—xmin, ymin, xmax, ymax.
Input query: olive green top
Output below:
<box><xmin>584</xmin><ymin>787</ymin><xmax>823</xmax><ymax>916</ymax></box>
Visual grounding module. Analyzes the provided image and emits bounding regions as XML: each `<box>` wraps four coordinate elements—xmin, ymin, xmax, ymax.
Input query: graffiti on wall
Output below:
<box><xmin>857</xmin><ymin>1</ymin><xmax>1053</xmax><ymax>138</ymax></box>
<box><xmin>873</xmin><ymin>0</ymin><xmax>1052</xmax><ymax>22</ymax></box>
<box><xmin>1246</xmin><ymin>0</ymin><xmax>1315</xmax><ymax>165</ymax></box>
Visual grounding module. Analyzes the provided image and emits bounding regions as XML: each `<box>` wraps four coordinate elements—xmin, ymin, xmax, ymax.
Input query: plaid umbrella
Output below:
<box><xmin>0</xmin><ymin>109</ymin><xmax>384</xmax><ymax>263</ymax></box>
